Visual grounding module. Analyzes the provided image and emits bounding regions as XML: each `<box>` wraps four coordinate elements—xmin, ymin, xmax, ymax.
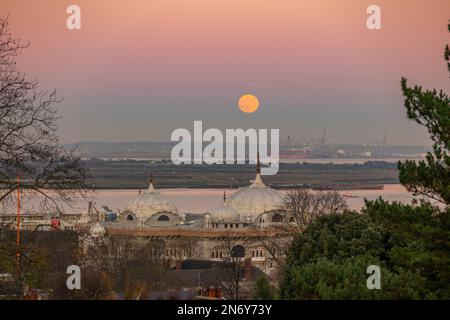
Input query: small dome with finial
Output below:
<box><xmin>89</xmin><ymin>222</ymin><xmax>106</xmax><ymax>237</ymax></box>
<box><xmin>209</xmin><ymin>190</ymin><xmax>240</xmax><ymax>222</ymax></box>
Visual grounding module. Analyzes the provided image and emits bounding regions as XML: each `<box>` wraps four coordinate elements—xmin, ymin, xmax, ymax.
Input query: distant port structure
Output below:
<box><xmin>65</xmin><ymin>136</ymin><xmax>429</xmax><ymax>161</ymax></box>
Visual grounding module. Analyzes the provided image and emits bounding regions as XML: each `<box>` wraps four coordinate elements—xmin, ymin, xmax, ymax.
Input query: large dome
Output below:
<box><xmin>226</xmin><ymin>173</ymin><xmax>285</xmax><ymax>220</ymax></box>
<box><xmin>127</xmin><ymin>182</ymin><xmax>178</xmax><ymax>220</ymax></box>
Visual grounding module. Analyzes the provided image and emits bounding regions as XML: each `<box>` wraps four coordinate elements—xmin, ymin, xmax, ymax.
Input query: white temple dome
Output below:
<box><xmin>226</xmin><ymin>173</ymin><xmax>285</xmax><ymax>219</ymax></box>
<box><xmin>127</xmin><ymin>180</ymin><xmax>178</xmax><ymax>220</ymax></box>
<box><xmin>89</xmin><ymin>222</ymin><xmax>106</xmax><ymax>237</ymax></box>
<box><xmin>210</xmin><ymin>203</ymin><xmax>240</xmax><ymax>222</ymax></box>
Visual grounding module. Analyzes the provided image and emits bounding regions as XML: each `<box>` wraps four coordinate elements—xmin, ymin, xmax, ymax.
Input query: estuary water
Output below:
<box><xmin>1</xmin><ymin>184</ymin><xmax>424</xmax><ymax>215</ymax></box>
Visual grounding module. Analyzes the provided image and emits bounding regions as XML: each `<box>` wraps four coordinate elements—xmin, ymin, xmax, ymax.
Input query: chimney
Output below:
<box><xmin>244</xmin><ymin>257</ymin><xmax>252</xmax><ymax>280</ymax></box>
<box><xmin>175</xmin><ymin>260</ymin><xmax>182</xmax><ymax>271</ymax></box>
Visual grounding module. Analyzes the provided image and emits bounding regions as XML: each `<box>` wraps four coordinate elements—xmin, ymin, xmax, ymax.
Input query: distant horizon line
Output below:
<box><xmin>62</xmin><ymin>140</ymin><xmax>432</xmax><ymax>148</ymax></box>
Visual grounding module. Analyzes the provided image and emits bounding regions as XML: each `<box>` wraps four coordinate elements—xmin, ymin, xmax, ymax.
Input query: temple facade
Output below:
<box><xmin>98</xmin><ymin>162</ymin><xmax>291</xmax><ymax>277</ymax></box>
<box><xmin>0</xmin><ymin>161</ymin><xmax>292</xmax><ymax>278</ymax></box>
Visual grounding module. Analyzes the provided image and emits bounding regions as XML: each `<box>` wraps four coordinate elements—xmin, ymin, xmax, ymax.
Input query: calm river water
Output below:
<box><xmin>1</xmin><ymin>184</ymin><xmax>424</xmax><ymax>215</ymax></box>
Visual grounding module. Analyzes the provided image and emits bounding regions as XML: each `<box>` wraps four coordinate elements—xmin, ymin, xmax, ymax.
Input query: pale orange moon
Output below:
<box><xmin>238</xmin><ymin>94</ymin><xmax>260</xmax><ymax>113</ymax></box>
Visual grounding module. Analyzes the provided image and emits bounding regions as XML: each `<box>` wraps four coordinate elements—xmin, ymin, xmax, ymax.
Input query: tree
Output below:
<box><xmin>255</xmin><ymin>190</ymin><xmax>347</xmax><ymax>281</ymax></box>
<box><xmin>282</xmin><ymin>190</ymin><xmax>347</xmax><ymax>232</ymax></box>
<box><xmin>0</xmin><ymin>16</ymin><xmax>90</xmax><ymax>209</ymax></box>
<box><xmin>123</xmin><ymin>281</ymin><xmax>149</xmax><ymax>300</ymax></box>
<box><xmin>279</xmin><ymin>21</ymin><xmax>450</xmax><ymax>301</ymax></box>
<box><xmin>257</xmin><ymin>233</ymin><xmax>290</xmax><ymax>278</ymax></box>
<box><xmin>173</xmin><ymin>237</ymin><xmax>200</xmax><ymax>260</ymax></box>
<box><xmin>78</xmin><ymin>236</ymin><xmax>170</xmax><ymax>297</ymax></box>
<box><xmin>0</xmin><ymin>227</ymin><xmax>80</xmax><ymax>298</ymax></box>
<box><xmin>254</xmin><ymin>276</ymin><xmax>275</xmax><ymax>300</ymax></box>
<box><xmin>399</xmin><ymin>21</ymin><xmax>450</xmax><ymax>205</ymax></box>
<box><xmin>280</xmin><ymin>204</ymin><xmax>450</xmax><ymax>299</ymax></box>
<box><xmin>214</xmin><ymin>237</ymin><xmax>248</xmax><ymax>300</ymax></box>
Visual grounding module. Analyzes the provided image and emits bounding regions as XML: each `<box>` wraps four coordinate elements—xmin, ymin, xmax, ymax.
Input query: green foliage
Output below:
<box><xmin>399</xmin><ymin>22</ymin><xmax>450</xmax><ymax>205</ymax></box>
<box><xmin>254</xmin><ymin>277</ymin><xmax>275</xmax><ymax>300</ymax></box>
<box><xmin>0</xmin><ymin>229</ymin><xmax>79</xmax><ymax>297</ymax></box>
<box><xmin>280</xmin><ymin>202</ymin><xmax>450</xmax><ymax>299</ymax></box>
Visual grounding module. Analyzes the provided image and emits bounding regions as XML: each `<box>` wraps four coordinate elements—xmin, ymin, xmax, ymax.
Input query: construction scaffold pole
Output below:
<box><xmin>16</xmin><ymin>174</ymin><xmax>21</xmax><ymax>273</ymax></box>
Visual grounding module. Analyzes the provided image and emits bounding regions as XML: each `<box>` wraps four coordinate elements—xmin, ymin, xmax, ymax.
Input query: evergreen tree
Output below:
<box><xmin>280</xmin><ymin>203</ymin><xmax>450</xmax><ymax>299</ymax></box>
<box><xmin>399</xmin><ymin>22</ymin><xmax>450</xmax><ymax>205</ymax></box>
<box><xmin>254</xmin><ymin>276</ymin><xmax>275</xmax><ymax>300</ymax></box>
<box><xmin>280</xmin><ymin>21</ymin><xmax>450</xmax><ymax>300</ymax></box>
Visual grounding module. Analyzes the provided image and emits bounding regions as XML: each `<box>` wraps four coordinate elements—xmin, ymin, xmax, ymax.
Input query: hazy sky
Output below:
<box><xmin>2</xmin><ymin>0</ymin><xmax>450</xmax><ymax>145</ymax></box>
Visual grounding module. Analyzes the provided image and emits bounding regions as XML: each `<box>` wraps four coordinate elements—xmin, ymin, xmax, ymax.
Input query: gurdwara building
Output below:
<box><xmin>0</xmin><ymin>161</ymin><xmax>292</xmax><ymax>278</ymax></box>
<box><xmin>99</xmin><ymin>161</ymin><xmax>291</xmax><ymax>277</ymax></box>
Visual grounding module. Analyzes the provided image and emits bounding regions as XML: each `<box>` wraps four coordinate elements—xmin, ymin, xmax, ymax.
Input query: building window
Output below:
<box><xmin>231</xmin><ymin>245</ymin><xmax>245</xmax><ymax>258</ymax></box>
<box><xmin>158</xmin><ymin>215</ymin><xmax>170</xmax><ymax>221</ymax></box>
<box><xmin>272</xmin><ymin>214</ymin><xmax>283</xmax><ymax>223</ymax></box>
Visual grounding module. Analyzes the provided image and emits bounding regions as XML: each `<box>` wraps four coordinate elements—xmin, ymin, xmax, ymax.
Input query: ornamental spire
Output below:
<box><xmin>148</xmin><ymin>172</ymin><xmax>155</xmax><ymax>191</ymax></box>
<box><xmin>250</xmin><ymin>152</ymin><xmax>266</xmax><ymax>188</ymax></box>
<box><xmin>256</xmin><ymin>152</ymin><xmax>261</xmax><ymax>175</ymax></box>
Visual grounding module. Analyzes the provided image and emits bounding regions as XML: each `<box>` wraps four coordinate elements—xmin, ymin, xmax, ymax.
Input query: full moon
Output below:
<box><xmin>238</xmin><ymin>94</ymin><xmax>260</xmax><ymax>113</ymax></box>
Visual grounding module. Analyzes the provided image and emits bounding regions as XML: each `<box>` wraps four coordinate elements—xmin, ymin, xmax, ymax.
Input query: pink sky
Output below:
<box><xmin>2</xmin><ymin>0</ymin><xmax>450</xmax><ymax>145</ymax></box>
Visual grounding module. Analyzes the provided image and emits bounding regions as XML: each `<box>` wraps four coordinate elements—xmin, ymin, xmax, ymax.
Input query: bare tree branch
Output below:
<box><xmin>0</xmin><ymin>16</ymin><xmax>91</xmax><ymax>212</ymax></box>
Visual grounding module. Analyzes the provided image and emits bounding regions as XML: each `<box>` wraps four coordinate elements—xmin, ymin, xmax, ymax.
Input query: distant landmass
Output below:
<box><xmin>82</xmin><ymin>158</ymin><xmax>399</xmax><ymax>189</ymax></box>
<box><xmin>64</xmin><ymin>141</ymin><xmax>430</xmax><ymax>160</ymax></box>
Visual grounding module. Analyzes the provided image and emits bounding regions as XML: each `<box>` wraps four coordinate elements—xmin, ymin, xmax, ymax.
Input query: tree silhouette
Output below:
<box><xmin>399</xmin><ymin>21</ymin><xmax>450</xmax><ymax>205</ymax></box>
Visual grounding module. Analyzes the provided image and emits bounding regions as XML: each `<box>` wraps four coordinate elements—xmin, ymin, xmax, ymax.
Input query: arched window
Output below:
<box><xmin>272</xmin><ymin>214</ymin><xmax>283</xmax><ymax>223</ymax></box>
<box><xmin>127</xmin><ymin>215</ymin><xmax>134</xmax><ymax>221</ymax></box>
<box><xmin>157</xmin><ymin>215</ymin><xmax>170</xmax><ymax>221</ymax></box>
<box><xmin>231</xmin><ymin>245</ymin><xmax>245</xmax><ymax>258</ymax></box>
